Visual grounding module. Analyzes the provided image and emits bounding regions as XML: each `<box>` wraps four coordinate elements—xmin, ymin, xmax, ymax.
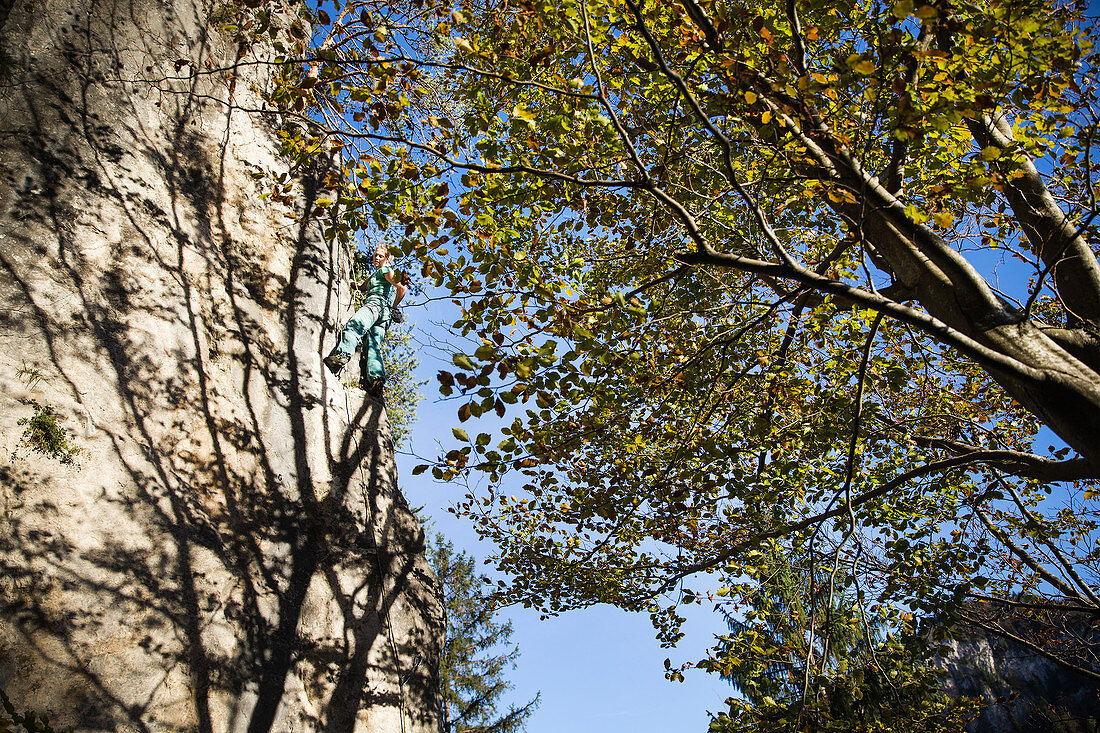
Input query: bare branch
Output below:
<box><xmin>973</xmin><ymin>505</ymin><xmax>1081</xmax><ymax>601</ymax></box>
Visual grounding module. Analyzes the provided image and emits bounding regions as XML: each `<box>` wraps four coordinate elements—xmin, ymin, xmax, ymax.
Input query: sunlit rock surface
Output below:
<box><xmin>0</xmin><ymin>0</ymin><xmax>442</xmax><ymax>729</ymax></box>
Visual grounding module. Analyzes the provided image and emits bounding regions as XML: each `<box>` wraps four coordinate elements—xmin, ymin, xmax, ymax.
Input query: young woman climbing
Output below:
<box><xmin>323</xmin><ymin>242</ymin><xmax>407</xmax><ymax>395</ymax></box>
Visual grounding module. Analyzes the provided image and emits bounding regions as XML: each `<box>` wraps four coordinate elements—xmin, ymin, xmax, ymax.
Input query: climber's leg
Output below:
<box><xmin>360</xmin><ymin>318</ymin><xmax>389</xmax><ymax>392</ymax></box>
<box><xmin>325</xmin><ymin>302</ymin><xmax>381</xmax><ymax>375</ymax></box>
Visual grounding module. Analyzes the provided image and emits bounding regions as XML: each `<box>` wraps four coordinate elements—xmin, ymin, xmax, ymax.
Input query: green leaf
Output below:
<box><xmin>846</xmin><ymin>55</ymin><xmax>876</xmax><ymax>75</ymax></box>
<box><xmin>892</xmin><ymin>0</ymin><xmax>914</xmax><ymax>19</ymax></box>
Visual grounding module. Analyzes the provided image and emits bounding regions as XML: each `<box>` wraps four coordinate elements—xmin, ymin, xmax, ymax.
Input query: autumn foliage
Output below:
<box><xmin>227</xmin><ymin>0</ymin><xmax>1100</xmax><ymax>725</ymax></box>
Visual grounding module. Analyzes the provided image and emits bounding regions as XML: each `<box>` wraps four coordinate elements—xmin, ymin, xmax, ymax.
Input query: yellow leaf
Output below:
<box><xmin>512</xmin><ymin>103</ymin><xmax>537</xmax><ymax>122</ymax></box>
<box><xmin>852</xmin><ymin>59</ymin><xmax>876</xmax><ymax>75</ymax></box>
<box><xmin>980</xmin><ymin>146</ymin><xmax>1002</xmax><ymax>161</ymax></box>
<box><xmin>745</xmin><ymin>91</ymin><xmax>758</xmax><ymax>104</ymax></box>
<box><xmin>892</xmin><ymin>0</ymin><xmax>913</xmax><ymax>18</ymax></box>
<box><xmin>761</xmin><ymin>110</ymin><xmax>772</xmax><ymax>124</ymax></box>
<box><xmin>913</xmin><ymin>5</ymin><xmax>939</xmax><ymax>19</ymax></box>
<box><xmin>933</xmin><ymin>211</ymin><xmax>954</xmax><ymax>228</ymax></box>
<box><xmin>452</xmin><ymin>427</ymin><xmax>470</xmax><ymax>442</ymax></box>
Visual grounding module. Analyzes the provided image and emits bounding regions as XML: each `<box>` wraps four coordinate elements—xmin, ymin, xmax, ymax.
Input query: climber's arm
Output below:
<box><xmin>385</xmin><ymin>269</ymin><xmax>406</xmax><ymax>308</ymax></box>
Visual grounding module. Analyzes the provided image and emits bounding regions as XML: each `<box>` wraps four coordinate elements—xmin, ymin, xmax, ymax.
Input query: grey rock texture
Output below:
<box><xmin>0</xmin><ymin>0</ymin><xmax>443</xmax><ymax>730</ymax></box>
<box><xmin>940</xmin><ymin>624</ymin><xmax>1100</xmax><ymax>732</ymax></box>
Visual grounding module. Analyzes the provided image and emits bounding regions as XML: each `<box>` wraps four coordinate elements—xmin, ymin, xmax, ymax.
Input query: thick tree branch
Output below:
<box><xmin>1040</xmin><ymin>326</ymin><xmax>1100</xmax><ymax>374</ymax></box>
<box><xmin>967</xmin><ymin>114</ymin><xmax>1100</xmax><ymax>326</ymax></box>
<box><xmin>749</xmin><ymin>93</ymin><xmax>1100</xmax><ymax>464</ymax></box>
<box><xmin>678</xmin><ymin>0</ymin><xmax>722</xmax><ymax>53</ymax></box>
<box><xmin>674</xmin><ymin>248</ymin><xmax>1049</xmax><ymax>385</ymax></box>
<box><xmin>891</xmin><ymin>427</ymin><xmax>1099</xmax><ymax>480</ymax></box>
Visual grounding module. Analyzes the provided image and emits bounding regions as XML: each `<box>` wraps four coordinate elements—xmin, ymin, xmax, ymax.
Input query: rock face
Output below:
<box><xmin>940</xmin><ymin>624</ymin><xmax>1100</xmax><ymax>733</ymax></box>
<box><xmin>0</xmin><ymin>0</ymin><xmax>443</xmax><ymax>730</ymax></box>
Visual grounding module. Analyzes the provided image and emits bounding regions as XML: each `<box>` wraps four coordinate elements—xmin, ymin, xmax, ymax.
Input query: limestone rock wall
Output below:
<box><xmin>940</xmin><ymin>626</ymin><xmax>1100</xmax><ymax>732</ymax></box>
<box><xmin>0</xmin><ymin>0</ymin><xmax>443</xmax><ymax>730</ymax></box>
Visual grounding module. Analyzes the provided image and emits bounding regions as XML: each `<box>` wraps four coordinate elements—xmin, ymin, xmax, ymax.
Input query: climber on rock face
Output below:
<box><xmin>324</xmin><ymin>242</ymin><xmax>406</xmax><ymax>396</ymax></box>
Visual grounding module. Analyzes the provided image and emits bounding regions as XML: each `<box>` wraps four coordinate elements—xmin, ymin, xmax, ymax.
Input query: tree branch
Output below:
<box><xmin>889</xmin><ymin>427</ymin><xmax>1099</xmax><ymax>480</ymax></box>
<box><xmin>678</xmin><ymin>0</ymin><xmax>722</xmax><ymax>52</ymax></box>
<box><xmin>663</xmin><ymin>450</ymin><xmax>1047</xmax><ymax>586</ymax></box>
<box><xmin>970</xmin><ymin>593</ymin><xmax>1100</xmax><ymax>616</ymax></box>
<box><xmin>972</xmin><ymin>505</ymin><xmax>1081</xmax><ymax>601</ymax></box>
<box><xmin>784</xmin><ymin>0</ymin><xmax>809</xmax><ymax>77</ymax></box>
<box><xmin>967</xmin><ymin>110</ymin><xmax>1100</xmax><ymax>326</ymax></box>
<box><xmin>674</xmin><ymin>248</ymin><xmax>1049</xmax><ymax>386</ymax></box>
<box><xmin>1039</xmin><ymin>326</ymin><xmax>1100</xmax><ymax>375</ymax></box>
<box><xmin>999</xmin><ymin>478</ymin><xmax>1100</xmax><ymax>607</ymax></box>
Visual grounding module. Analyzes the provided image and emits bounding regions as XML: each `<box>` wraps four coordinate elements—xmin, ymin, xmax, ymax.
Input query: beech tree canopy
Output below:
<box><xmin>228</xmin><ymin>0</ymin><xmax>1100</xmax><ymax>722</ymax></box>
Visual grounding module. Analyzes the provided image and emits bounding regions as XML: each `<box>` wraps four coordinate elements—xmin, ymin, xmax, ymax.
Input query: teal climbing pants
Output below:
<box><xmin>331</xmin><ymin>301</ymin><xmax>389</xmax><ymax>381</ymax></box>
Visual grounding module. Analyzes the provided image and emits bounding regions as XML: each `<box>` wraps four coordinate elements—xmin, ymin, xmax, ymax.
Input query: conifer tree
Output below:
<box><xmin>427</xmin><ymin>534</ymin><xmax>539</xmax><ymax>733</ymax></box>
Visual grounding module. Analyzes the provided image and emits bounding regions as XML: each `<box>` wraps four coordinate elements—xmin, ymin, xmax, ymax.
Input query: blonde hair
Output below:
<box><xmin>375</xmin><ymin>243</ymin><xmax>394</xmax><ymax>267</ymax></box>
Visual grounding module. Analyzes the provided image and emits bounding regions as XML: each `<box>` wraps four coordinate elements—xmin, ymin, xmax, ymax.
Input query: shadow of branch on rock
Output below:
<box><xmin>0</xmin><ymin>0</ymin><xmax>442</xmax><ymax>730</ymax></box>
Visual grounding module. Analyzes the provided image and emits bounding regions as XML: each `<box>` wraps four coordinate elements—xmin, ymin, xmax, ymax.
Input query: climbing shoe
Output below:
<box><xmin>323</xmin><ymin>352</ymin><xmax>350</xmax><ymax>376</ymax></box>
<box><xmin>364</xmin><ymin>376</ymin><xmax>386</xmax><ymax>399</ymax></box>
